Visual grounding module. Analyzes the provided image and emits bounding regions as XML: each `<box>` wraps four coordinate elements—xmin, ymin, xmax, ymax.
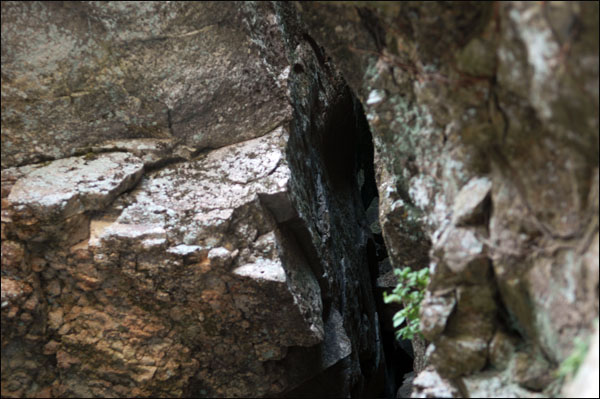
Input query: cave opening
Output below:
<box><xmin>281</xmin><ymin>35</ymin><xmax>418</xmax><ymax>395</ymax></box>
<box><xmin>280</xmin><ymin>87</ymin><xmax>416</xmax><ymax>398</ymax></box>
<box><xmin>352</xmin><ymin>95</ymin><xmax>416</xmax><ymax>399</ymax></box>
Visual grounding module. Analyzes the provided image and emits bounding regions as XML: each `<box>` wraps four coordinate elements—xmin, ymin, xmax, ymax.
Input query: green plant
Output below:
<box><xmin>383</xmin><ymin>266</ymin><xmax>429</xmax><ymax>341</ymax></box>
<box><xmin>557</xmin><ymin>335</ymin><xmax>591</xmax><ymax>380</ymax></box>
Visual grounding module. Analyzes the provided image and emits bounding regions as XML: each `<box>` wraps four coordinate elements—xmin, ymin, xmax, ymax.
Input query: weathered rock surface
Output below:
<box><xmin>1</xmin><ymin>1</ymin><xmax>291</xmax><ymax>168</ymax></box>
<box><xmin>1</xmin><ymin>2</ymin><xmax>383</xmax><ymax>398</ymax></box>
<box><xmin>2</xmin><ymin>1</ymin><xmax>599</xmax><ymax>398</ymax></box>
<box><xmin>5</xmin><ymin>152</ymin><xmax>144</xmax><ymax>244</ymax></box>
<box><xmin>298</xmin><ymin>1</ymin><xmax>599</xmax><ymax>397</ymax></box>
<box><xmin>36</xmin><ymin>127</ymin><xmax>328</xmax><ymax>397</ymax></box>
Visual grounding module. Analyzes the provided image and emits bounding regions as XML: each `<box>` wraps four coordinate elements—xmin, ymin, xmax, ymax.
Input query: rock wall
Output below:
<box><xmin>298</xmin><ymin>1</ymin><xmax>599</xmax><ymax>397</ymax></box>
<box><xmin>1</xmin><ymin>1</ymin><xmax>599</xmax><ymax>398</ymax></box>
<box><xmin>1</xmin><ymin>2</ymin><xmax>382</xmax><ymax>397</ymax></box>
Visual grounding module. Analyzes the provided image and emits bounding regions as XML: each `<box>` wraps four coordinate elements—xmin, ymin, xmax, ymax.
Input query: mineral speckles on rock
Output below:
<box><xmin>113</xmin><ymin>127</ymin><xmax>290</xmax><ymax>244</ymax></box>
<box><xmin>1</xmin><ymin>2</ymin><xmax>293</xmax><ymax>168</ymax></box>
<box><xmin>233</xmin><ymin>258</ymin><xmax>287</xmax><ymax>282</ymax></box>
<box><xmin>5</xmin><ymin>153</ymin><xmax>144</xmax><ymax>243</ymax></box>
<box><xmin>45</xmin><ymin>123</ymin><xmax>327</xmax><ymax>395</ymax></box>
<box><xmin>410</xmin><ymin>366</ymin><xmax>460</xmax><ymax>398</ymax></box>
<box><xmin>198</xmin><ymin>126</ymin><xmax>288</xmax><ymax>187</ymax></box>
<box><xmin>8</xmin><ymin>153</ymin><xmax>144</xmax><ymax>221</ymax></box>
<box><xmin>1</xmin><ymin>2</ymin><xmax>381</xmax><ymax>398</ymax></box>
<box><xmin>298</xmin><ymin>2</ymin><xmax>598</xmax><ymax>397</ymax></box>
<box><xmin>2</xmin><ymin>1</ymin><xmax>597</xmax><ymax>398</ymax></box>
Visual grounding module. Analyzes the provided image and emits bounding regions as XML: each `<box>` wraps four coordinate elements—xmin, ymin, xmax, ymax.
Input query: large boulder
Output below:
<box><xmin>1</xmin><ymin>2</ymin><xmax>382</xmax><ymax>397</ymax></box>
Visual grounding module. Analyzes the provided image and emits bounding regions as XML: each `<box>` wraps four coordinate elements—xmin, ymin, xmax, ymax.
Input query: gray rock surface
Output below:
<box><xmin>6</xmin><ymin>152</ymin><xmax>144</xmax><ymax>243</ymax></box>
<box><xmin>1</xmin><ymin>1</ymin><xmax>291</xmax><ymax>168</ymax></box>
<box><xmin>298</xmin><ymin>1</ymin><xmax>598</xmax><ymax>397</ymax></box>
<box><xmin>451</xmin><ymin>176</ymin><xmax>491</xmax><ymax>226</ymax></box>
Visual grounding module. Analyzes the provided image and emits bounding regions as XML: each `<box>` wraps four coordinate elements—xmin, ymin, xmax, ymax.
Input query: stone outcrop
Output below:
<box><xmin>2</xmin><ymin>2</ymin><xmax>382</xmax><ymax>397</ymax></box>
<box><xmin>298</xmin><ymin>1</ymin><xmax>599</xmax><ymax>397</ymax></box>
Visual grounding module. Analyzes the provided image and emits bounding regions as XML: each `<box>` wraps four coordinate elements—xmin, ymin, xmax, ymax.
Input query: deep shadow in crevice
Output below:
<box><xmin>279</xmin><ymin>28</ymin><xmax>415</xmax><ymax>395</ymax></box>
<box><xmin>352</xmin><ymin>95</ymin><xmax>415</xmax><ymax>398</ymax></box>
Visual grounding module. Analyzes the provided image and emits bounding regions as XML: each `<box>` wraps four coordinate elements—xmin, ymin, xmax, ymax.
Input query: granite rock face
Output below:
<box><xmin>6</xmin><ymin>152</ymin><xmax>144</xmax><ymax>244</ymax></box>
<box><xmin>1</xmin><ymin>1</ymin><xmax>291</xmax><ymax>168</ymax></box>
<box><xmin>298</xmin><ymin>1</ymin><xmax>598</xmax><ymax>397</ymax></box>
<box><xmin>1</xmin><ymin>2</ymin><xmax>382</xmax><ymax>398</ymax></box>
<box><xmin>2</xmin><ymin>2</ymin><xmax>599</xmax><ymax>398</ymax></box>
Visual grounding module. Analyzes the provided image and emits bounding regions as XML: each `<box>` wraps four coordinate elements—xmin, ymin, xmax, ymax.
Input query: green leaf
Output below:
<box><xmin>384</xmin><ymin>266</ymin><xmax>429</xmax><ymax>343</ymax></box>
<box><xmin>393</xmin><ymin>315</ymin><xmax>405</xmax><ymax>328</ymax></box>
<box><xmin>383</xmin><ymin>293</ymin><xmax>402</xmax><ymax>304</ymax></box>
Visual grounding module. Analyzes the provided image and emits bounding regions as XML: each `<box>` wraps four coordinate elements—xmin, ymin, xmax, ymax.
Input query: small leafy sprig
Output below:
<box><xmin>557</xmin><ymin>335</ymin><xmax>590</xmax><ymax>380</ymax></box>
<box><xmin>383</xmin><ymin>266</ymin><xmax>430</xmax><ymax>341</ymax></box>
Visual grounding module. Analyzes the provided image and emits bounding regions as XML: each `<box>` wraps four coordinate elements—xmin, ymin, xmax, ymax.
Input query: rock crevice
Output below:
<box><xmin>1</xmin><ymin>2</ymin><xmax>598</xmax><ymax>398</ymax></box>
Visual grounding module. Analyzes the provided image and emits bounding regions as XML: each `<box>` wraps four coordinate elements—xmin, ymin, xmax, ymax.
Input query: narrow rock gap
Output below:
<box><xmin>352</xmin><ymin>94</ymin><xmax>415</xmax><ymax>398</ymax></box>
<box><xmin>281</xmin><ymin>42</ymin><xmax>417</xmax><ymax>393</ymax></box>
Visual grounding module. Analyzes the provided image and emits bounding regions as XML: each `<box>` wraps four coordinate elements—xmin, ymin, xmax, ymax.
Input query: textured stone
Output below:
<box><xmin>1</xmin><ymin>1</ymin><xmax>291</xmax><ymax>168</ymax></box>
<box><xmin>2</xmin><ymin>1</ymin><xmax>598</xmax><ymax>398</ymax></box>
<box><xmin>2</xmin><ymin>2</ymin><xmax>385</xmax><ymax>397</ymax></box>
<box><xmin>420</xmin><ymin>291</ymin><xmax>456</xmax><ymax>342</ymax></box>
<box><xmin>452</xmin><ymin>177</ymin><xmax>492</xmax><ymax>226</ymax></box>
<box><xmin>488</xmin><ymin>330</ymin><xmax>517</xmax><ymax>370</ymax></box>
<box><xmin>1</xmin><ymin>240</ymin><xmax>25</xmax><ymax>273</ymax></box>
<box><xmin>8</xmin><ymin>153</ymin><xmax>143</xmax><ymax>219</ymax></box>
<box><xmin>298</xmin><ymin>1</ymin><xmax>598</xmax><ymax>397</ymax></box>
<box><xmin>462</xmin><ymin>370</ymin><xmax>546</xmax><ymax>398</ymax></box>
<box><xmin>426</xmin><ymin>335</ymin><xmax>488</xmax><ymax>378</ymax></box>
<box><xmin>1</xmin><ymin>277</ymin><xmax>31</xmax><ymax>305</ymax></box>
<box><xmin>5</xmin><ymin>152</ymin><xmax>144</xmax><ymax>243</ymax></box>
<box><xmin>410</xmin><ymin>366</ymin><xmax>460</xmax><ymax>398</ymax></box>
<box><xmin>513</xmin><ymin>351</ymin><xmax>554</xmax><ymax>391</ymax></box>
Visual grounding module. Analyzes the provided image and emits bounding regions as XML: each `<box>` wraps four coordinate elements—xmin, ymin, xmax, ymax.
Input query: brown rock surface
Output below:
<box><xmin>1</xmin><ymin>2</ymin><xmax>383</xmax><ymax>397</ymax></box>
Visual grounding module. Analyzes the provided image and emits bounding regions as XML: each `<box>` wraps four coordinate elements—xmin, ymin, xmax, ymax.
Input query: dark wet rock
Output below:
<box><xmin>396</xmin><ymin>371</ymin><xmax>415</xmax><ymax>398</ymax></box>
